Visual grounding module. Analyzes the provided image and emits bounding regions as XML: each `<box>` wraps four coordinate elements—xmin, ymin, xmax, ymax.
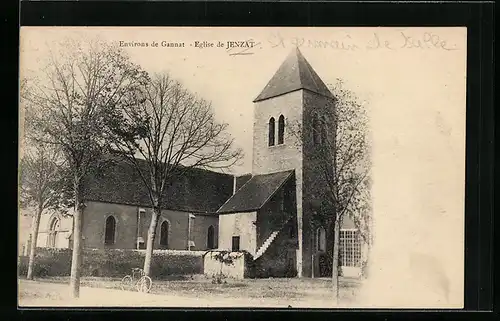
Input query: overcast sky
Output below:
<box><xmin>20</xmin><ymin>27</ymin><xmax>467</xmax><ymax>307</ymax></box>
<box><xmin>20</xmin><ymin>27</ymin><xmax>466</xmax><ymax>174</ymax></box>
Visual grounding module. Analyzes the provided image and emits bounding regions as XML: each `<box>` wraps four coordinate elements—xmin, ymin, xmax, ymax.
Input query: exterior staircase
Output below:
<box><xmin>253</xmin><ymin>216</ymin><xmax>293</xmax><ymax>261</ymax></box>
<box><xmin>253</xmin><ymin>230</ymin><xmax>280</xmax><ymax>260</ymax></box>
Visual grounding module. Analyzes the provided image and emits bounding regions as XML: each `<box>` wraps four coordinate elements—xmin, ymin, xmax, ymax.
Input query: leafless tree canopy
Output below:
<box><xmin>289</xmin><ymin>78</ymin><xmax>372</xmax><ymax>243</ymax></box>
<box><xmin>104</xmin><ymin>72</ymin><xmax>243</xmax><ymax>276</ymax></box>
<box><xmin>19</xmin><ymin>139</ymin><xmax>70</xmax><ymax>280</ymax></box>
<box><xmin>20</xmin><ymin>38</ymin><xmax>148</xmax><ymax>297</ymax></box>
<box><xmin>286</xmin><ymin>78</ymin><xmax>371</xmax><ymax>301</ymax></box>
<box><xmin>22</xmin><ymin>38</ymin><xmax>146</xmax><ymax>182</ymax></box>
<box><xmin>105</xmin><ymin>72</ymin><xmax>243</xmax><ymax>210</ymax></box>
<box><xmin>324</xmin><ymin>79</ymin><xmax>371</xmax><ymax>244</ymax></box>
<box><xmin>19</xmin><ymin>141</ymin><xmax>68</xmax><ymax>214</ymax></box>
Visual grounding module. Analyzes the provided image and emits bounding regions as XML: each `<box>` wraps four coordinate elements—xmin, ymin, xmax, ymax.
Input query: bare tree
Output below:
<box><xmin>21</xmin><ymin>38</ymin><xmax>146</xmax><ymax>298</ymax></box>
<box><xmin>289</xmin><ymin>78</ymin><xmax>372</xmax><ymax>303</ymax></box>
<box><xmin>19</xmin><ymin>140</ymin><xmax>69</xmax><ymax>280</ymax></box>
<box><xmin>104</xmin><ymin>72</ymin><xmax>243</xmax><ymax>276</ymax></box>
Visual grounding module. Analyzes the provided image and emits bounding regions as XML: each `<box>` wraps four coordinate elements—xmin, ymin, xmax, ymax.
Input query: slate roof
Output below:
<box><xmin>253</xmin><ymin>48</ymin><xmax>334</xmax><ymax>103</ymax></box>
<box><xmin>82</xmin><ymin>157</ymin><xmax>234</xmax><ymax>214</ymax></box>
<box><xmin>217</xmin><ymin>170</ymin><xmax>294</xmax><ymax>214</ymax></box>
<box><xmin>235</xmin><ymin>173</ymin><xmax>252</xmax><ymax>191</ymax></box>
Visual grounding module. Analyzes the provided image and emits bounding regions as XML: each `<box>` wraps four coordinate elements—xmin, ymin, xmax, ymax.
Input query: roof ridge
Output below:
<box><xmin>253</xmin><ymin>48</ymin><xmax>333</xmax><ymax>103</ymax></box>
<box><xmin>298</xmin><ymin>50</ymin><xmax>321</xmax><ymax>92</ymax></box>
<box><xmin>112</xmin><ymin>156</ymin><xmax>234</xmax><ymax>178</ymax></box>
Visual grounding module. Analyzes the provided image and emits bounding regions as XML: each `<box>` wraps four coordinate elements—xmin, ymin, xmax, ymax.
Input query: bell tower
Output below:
<box><xmin>252</xmin><ymin>48</ymin><xmax>336</xmax><ymax>277</ymax></box>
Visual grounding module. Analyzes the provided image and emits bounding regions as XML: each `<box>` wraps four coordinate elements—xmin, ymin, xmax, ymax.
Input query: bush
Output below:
<box><xmin>211</xmin><ymin>271</ymin><xmax>228</xmax><ymax>284</ymax></box>
<box><xmin>18</xmin><ymin>248</ymin><xmax>72</xmax><ymax>278</ymax></box>
<box><xmin>17</xmin><ymin>248</ymin><xmax>204</xmax><ymax>279</ymax></box>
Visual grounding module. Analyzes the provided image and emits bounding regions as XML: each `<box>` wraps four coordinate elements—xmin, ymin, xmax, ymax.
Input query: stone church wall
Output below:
<box><xmin>252</xmin><ymin>90</ymin><xmax>304</xmax><ymax>176</ymax></box>
<box><xmin>252</xmin><ymin>90</ymin><xmax>308</xmax><ymax>277</ymax></box>
<box><xmin>81</xmin><ymin>201</ymin><xmax>218</xmax><ymax>251</ymax></box>
<box><xmin>301</xmin><ymin>90</ymin><xmax>338</xmax><ymax>277</ymax></box>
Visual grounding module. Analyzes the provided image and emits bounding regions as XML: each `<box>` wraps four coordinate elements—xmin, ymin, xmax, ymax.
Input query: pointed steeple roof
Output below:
<box><xmin>253</xmin><ymin>48</ymin><xmax>334</xmax><ymax>103</ymax></box>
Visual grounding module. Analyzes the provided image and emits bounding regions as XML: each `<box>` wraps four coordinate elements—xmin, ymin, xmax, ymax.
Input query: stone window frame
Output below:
<box><xmin>312</xmin><ymin>113</ymin><xmax>329</xmax><ymax>146</ymax></box>
<box><xmin>46</xmin><ymin>215</ymin><xmax>61</xmax><ymax>248</ymax></box>
<box><xmin>103</xmin><ymin>214</ymin><xmax>117</xmax><ymax>246</ymax></box>
<box><xmin>316</xmin><ymin>227</ymin><xmax>327</xmax><ymax>252</ymax></box>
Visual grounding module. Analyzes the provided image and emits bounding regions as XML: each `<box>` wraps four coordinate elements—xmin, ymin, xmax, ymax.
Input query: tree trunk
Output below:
<box><xmin>311</xmin><ymin>232</ymin><xmax>315</xmax><ymax>278</ymax></box>
<box><xmin>143</xmin><ymin>206</ymin><xmax>160</xmax><ymax>276</ymax></box>
<box><xmin>363</xmin><ymin>239</ymin><xmax>372</xmax><ymax>279</ymax></box>
<box><xmin>69</xmin><ymin>176</ymin><xmax>83</xmax><ymax>298</ymax></box>
<box><xmin>331</xmin><ymin>217</ymin><xmax>341</xmax><ymax>304</ymax></box>
<box><xmin>27</xmin><ymin>205</ymin><xmax>43</xmax><ymax>280</ymax></box>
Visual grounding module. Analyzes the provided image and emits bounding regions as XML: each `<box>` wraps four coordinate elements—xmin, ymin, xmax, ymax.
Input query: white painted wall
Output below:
<box><xmin>218</xmin><ymin>211</ymin><xmax>257</xmax><ymax>256</ymax></box>
<box><xmin>204</xmin><ymin>251</ymin><xmax>247</xmax><ymax>279</ymax></box>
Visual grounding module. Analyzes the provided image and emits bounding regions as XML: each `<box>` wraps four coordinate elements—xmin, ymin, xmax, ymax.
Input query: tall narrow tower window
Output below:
<box><xmin>268</xmin><ymin>117</ymin><xmax>275</xmax><ymax>146</ymax></box>
<box><xmin>278</xmin><ymin>115</ymin><xmax>285</xmax><ymax>144</ymax></box>
<box><xmin>320</xmin><ymin>116</ymin><xmax>327</xmax><ymax>145</ymax></box>
<box><xmin>312</xmin><ymin>115</ymin><xmax>320</xmax><ymax>145</ymax></box>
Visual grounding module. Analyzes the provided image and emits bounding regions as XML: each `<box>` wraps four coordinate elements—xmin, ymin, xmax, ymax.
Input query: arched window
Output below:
<box><xmin>317</xmin><ymin>227</ymin><xmax>326</xmax><ymax>252</ymax></box>
<box><xmin>278</xmin><ymin>189</ymin><xmax>285</xmax><ymax>212</ymax></box>
<box><xmin>278</xmin><ymin>115</ymin><xmax>285</xmax><ymax>144</ymax></box>
<box><xmin>160</xmin><ymin>220</ymin><xmax>169</xmax><ymax>248</ymax></box>
<box><xmin>312</xmin><ymin>115</ymin><xmax>320</xmax><ymax>145</ymax></box>
<box><xmin>320</xmin><ymin>116</ymin><xmax>327</xmax><ymax>145</ymax></box>
<box><xmin>47</xmin><ymin>217</ymin><xmax>60</xmax><ymax>248</ymax></box>
<box><xmin>288</xmin><ymin>222</ymin><xmax>295</xmax><ymax>239</ymax></box>
<box><xmin>207</xmin><ymin>225</ymin><xmax>215</xmax><ymax>249</ymax></box>
<box><xmin>268</xmin><ymin>117</ymin><xmax>275</xmax><ymax>146</ymax></box>
<box><xmin>104</xmin><ymin>216</ymin><xmax>116</xmax><ymax>245</ymax></box>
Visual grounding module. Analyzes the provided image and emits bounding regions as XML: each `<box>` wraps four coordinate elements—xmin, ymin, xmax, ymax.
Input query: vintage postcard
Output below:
<box><xmin>18</xmin><ymin>27</ymin><xmax>466</xmax><ymax>309</ymax></box>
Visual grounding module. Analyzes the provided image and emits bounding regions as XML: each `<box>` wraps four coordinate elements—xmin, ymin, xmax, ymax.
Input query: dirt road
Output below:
<box><xmin>18</xmin><ymin>279</ymin><xmax>342</xmax><ymax>308</ymax></box>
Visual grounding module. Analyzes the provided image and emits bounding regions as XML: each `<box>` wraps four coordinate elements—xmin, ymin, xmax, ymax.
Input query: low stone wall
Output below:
<box><xmin>203</xmin><ymin>250</ymin><xmax>254</xmax><ymax>279</ymax></box>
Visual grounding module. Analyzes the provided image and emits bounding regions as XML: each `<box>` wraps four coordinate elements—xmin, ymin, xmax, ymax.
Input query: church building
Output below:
<box><xmin>216</xmin><ymin>48</ymin><xmax>362</xmax><ymax>278</ymax></box>
<box><xmin>26</xmin><ymin>48</ymin><xmax>364</xmax><ymax>279</ymax></box>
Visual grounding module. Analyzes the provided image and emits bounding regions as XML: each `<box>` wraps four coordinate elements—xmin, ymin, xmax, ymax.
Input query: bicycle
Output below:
<box><xmin>120</xmin><ymin>268</ymin><xmax>153</xmax><ymax>293</ymax></box>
